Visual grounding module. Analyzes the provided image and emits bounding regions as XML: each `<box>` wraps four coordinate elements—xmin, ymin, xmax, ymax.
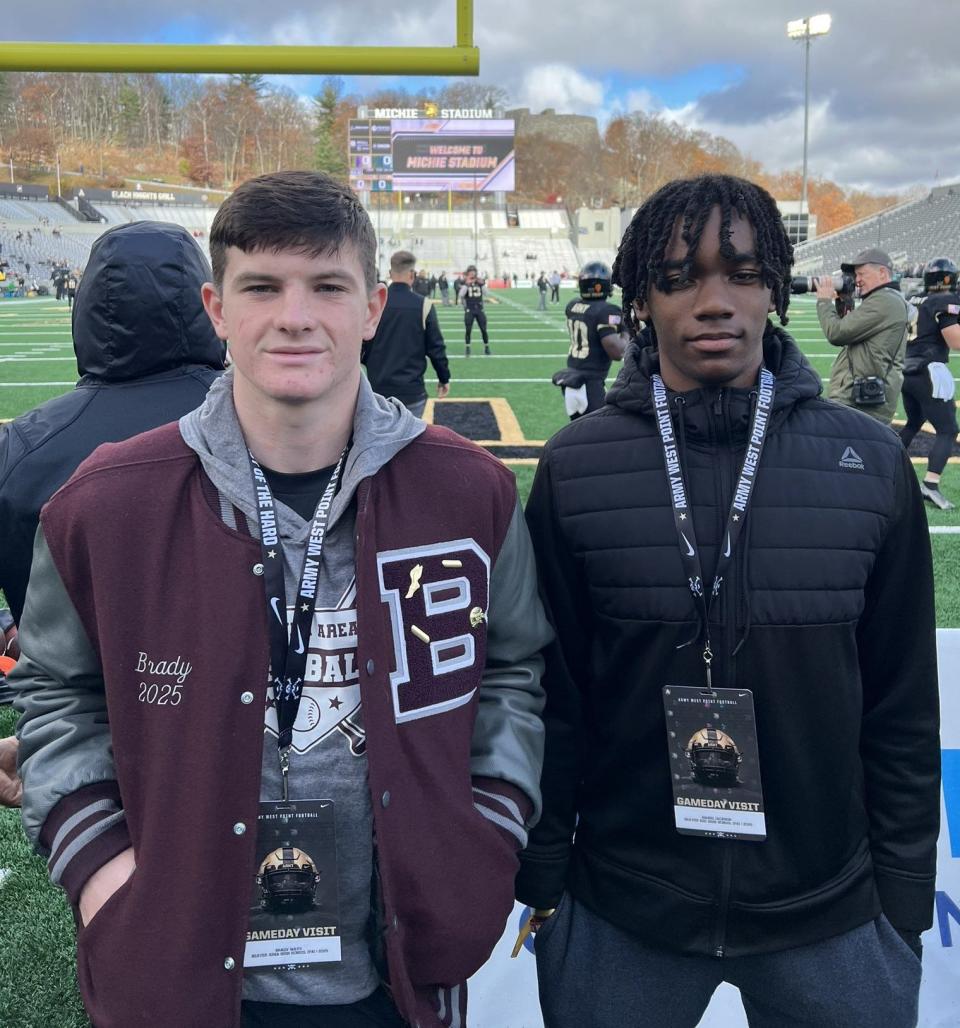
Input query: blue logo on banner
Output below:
<box><xmin>942</xmin><ymin>750</ymin><xmax>960</xmax><ymax>858</ymax></box>
<box><xmin>936</xmin><ymin>891</ymin><xmax>960</xmax><ymax>947</ymax></box>
<box><xmin>517</xmin><ymin>907</ymin><xmax>535</xmax><ymax>955</ymax></box>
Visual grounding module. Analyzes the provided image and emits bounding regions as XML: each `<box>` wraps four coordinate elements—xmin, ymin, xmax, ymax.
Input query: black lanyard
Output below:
<box><xmin>651</xmin><ymin>368</ymin><xmax>775</xmax><ymax>688</ymax></box>
<box><xmin>249</xmin><ymin>446</ymin><xmax>348</xmax><ymax>799</ymax></box>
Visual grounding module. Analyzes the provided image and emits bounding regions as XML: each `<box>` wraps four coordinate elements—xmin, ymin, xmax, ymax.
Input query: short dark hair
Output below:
<box><xmin>612</xmin><ymin>174</ymin><xmax>794</xmax><ymax>334</ymax></box>
<box><xmin>209</xmin><ymin>170</ymin><xmax>377</xmax><ymax>292</ymax></box>
<box><xmin>390</xmin><ymin>250</ymin><xmax>416</xmax><ymax>275</ymax></box>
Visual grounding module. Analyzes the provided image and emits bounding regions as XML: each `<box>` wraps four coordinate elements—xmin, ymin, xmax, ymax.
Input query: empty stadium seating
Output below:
<box><xmin>793</xmin><ymin>183</ymin><xmax>960</xmax><ymax>273</ymax></box>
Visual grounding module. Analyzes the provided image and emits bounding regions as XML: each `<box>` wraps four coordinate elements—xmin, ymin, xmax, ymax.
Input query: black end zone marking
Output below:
<box><xmin>481</xmin><ymin>445</ymin><xmax>544</xmax><ymax>459</ymax></box>
<box><xmin>432</xmin><ymin>401</ymin><xmax>501</xmax><ymax>441</ymax></box>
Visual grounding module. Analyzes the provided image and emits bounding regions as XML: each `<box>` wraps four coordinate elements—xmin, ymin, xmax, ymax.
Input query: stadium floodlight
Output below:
<box><xmin>787</xmin><ymin>13</ymin><xmax>832</xmax><ymax>240</ymax></box>
<box><xmin>0</xmin><ymin>0</ymin><xmax>477</xmax><ymax>75</ymax></box>
<box><xmin>787</xmin><ymin>14</ymin><xmax>831</xmax><ymax>38</ymax></box>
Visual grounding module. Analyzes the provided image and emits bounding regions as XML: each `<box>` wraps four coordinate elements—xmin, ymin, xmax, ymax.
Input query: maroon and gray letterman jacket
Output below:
<box><xmin>12</xmin><ymin>378</ymin><xmax>551</xmax><ymax>1028</ymax></box>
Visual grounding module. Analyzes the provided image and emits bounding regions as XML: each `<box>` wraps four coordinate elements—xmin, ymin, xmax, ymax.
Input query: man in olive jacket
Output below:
<box><xmin>817</xmin><ymin>248</ymin><xmax>909</xmax><ymax>424</ymax></box>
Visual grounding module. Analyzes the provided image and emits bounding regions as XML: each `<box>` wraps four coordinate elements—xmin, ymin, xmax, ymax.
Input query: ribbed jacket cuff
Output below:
<box><xmin>515</xmin><ymin>849</ymin><xmax>569</xmax><ymax>910</ymax></box>
<box><xmin>472</xmin><ymin>776</ymin><xmax>533</xmax><ymax>850</ymax></box>
<box><xmin>39</xmin><ymin>781</ymin><xmax>131</xmax><ymax>907</ymax></box>
<box><xmin>875</xmin><ymin>867</ymin><xmax>936</xmax><ymax>933</ymax></box>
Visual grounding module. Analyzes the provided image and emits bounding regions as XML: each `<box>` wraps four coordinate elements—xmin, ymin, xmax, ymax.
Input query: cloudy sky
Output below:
<box><xmin>5</xmin><ymin>1</ymin><xmax>958</xmax><ymax>195</ymax></box>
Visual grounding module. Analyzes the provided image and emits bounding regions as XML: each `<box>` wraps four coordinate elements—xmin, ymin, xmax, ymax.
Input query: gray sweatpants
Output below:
<box><xmin>534</xmin><ymin>894</ymin><xmax>922</xmax><ymax>1028</ymax></box>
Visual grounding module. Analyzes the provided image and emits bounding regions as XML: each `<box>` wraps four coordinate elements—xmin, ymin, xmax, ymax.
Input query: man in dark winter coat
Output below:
<box><xmin>0</xmin><ymin>221</ymin><xmax>225</xmax><ymax>625</ymax></box>
<box><xmin>517</xmin><ymin>174</ymin><xmax>939</xmax><ymax>1028</ymax></box>
<box><xmin>0</xmin><ymin>221</ymin><xmax>225</xmax><ymax>809</ymax></box>
<box><xmin>361</xmin><ymin>249</ymin><xmax>450</xmax><ymax>417</ymax></box>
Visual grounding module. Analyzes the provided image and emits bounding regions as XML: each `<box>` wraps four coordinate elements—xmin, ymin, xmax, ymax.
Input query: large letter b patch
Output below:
<box><xmin>377</xmin><ymin>539</ymin><xmax>491</xmax><ymax>723</ymax></box>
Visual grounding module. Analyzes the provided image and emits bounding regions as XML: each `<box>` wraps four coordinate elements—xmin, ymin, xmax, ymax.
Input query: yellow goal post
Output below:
<box><xmin>0</xmin><ymin>0</ymin><xmax>477</xmax><ymax>75</ymax></box>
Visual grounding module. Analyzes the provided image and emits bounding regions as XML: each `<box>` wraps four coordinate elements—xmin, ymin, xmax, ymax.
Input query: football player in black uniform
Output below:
<box><xmin>899</xmin><ymin>257</ymin><xmax>960</xmax><ymax>510</ymax></box>
<box><xmin>458</xmin><ymin>265</ymin><xmax>491</xmax><ymax>356</ymax></box>
<box><xmin>557</xmin><ymin>261</ymin><xmax>627</xmax><ymax>418</ymax></box>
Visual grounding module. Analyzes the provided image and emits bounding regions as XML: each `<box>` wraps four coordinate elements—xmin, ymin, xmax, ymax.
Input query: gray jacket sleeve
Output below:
<box><xmin>11</xmin><ymin>526</ymin><xmax>130</xmax><ymax>904</ymax></box>
<box><xmin>470</xmin><ymin>498</ymin><xmax>553</xmax><ymax>847</ymax></box>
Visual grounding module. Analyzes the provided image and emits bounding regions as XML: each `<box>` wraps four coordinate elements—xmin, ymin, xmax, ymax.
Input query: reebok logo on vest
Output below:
<box><xmin>839</xmin><ymin>446</ymin><xmax>865</xmax><ymax>470</ymax></box>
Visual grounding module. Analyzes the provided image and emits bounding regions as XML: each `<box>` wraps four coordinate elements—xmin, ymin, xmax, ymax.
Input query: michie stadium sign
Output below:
<box><xmin>357</xmin><ymin>105</ymin><xmax>495</xmax><ymax>120</ymax></box>
<box><xmin>349</xmin><ymin>107</ymin><xmax>515</xmax><ymax>194</ymax></box>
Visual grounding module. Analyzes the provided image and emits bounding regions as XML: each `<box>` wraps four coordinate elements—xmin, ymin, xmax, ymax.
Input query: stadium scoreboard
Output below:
<box><xmin>349</xmin><ymin>114</ymin><xmax>515</xmax><ymax>194</ymax></box>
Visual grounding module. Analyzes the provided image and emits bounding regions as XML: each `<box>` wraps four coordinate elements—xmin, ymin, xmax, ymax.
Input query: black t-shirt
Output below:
<box><xmin>262</xmin><ymin>464</ymin><xmax>335</xmax><ymax>522</ymax></box>
<box><xmin>565</xmin><ymin>298</ymin><xmax>622</xmax><ymax>376</ymax></box>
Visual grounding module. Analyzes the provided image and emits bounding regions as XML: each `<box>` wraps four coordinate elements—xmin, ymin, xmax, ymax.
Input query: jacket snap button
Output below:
<box><xmin>393</xmin><ymin>915</ymin><xmax>399</xmax><ymax>929</ymax></box>
<box><xmin>233</xmin><ymin>822</ymin><xmax>246</xmax><ymax>836</ymax></box>
<box><xmin>381</xmin><ymin>791</ymin><xmax>390</xmax><ymax>808</ymax></box>
<box><xmin>241</xmin><ymin>691</ymin><xmax>254</xmax><ymax>704</ymax></box>
<box><xmin>223</xmin><ymin>957</ymin><xmax>235</xmax><ymax>970</ymax></box>
<box><xmin>366</xmin><ymin>659</ymin><xmax>375</xmax><ymax>675</ymax></box>
<box><xmin>253</xmin><ymin>563</ymin><xmax>265</xmax><ymax>576</ymax></box>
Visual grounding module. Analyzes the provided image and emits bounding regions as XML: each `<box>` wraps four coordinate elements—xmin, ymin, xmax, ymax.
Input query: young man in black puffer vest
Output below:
<box><xmin>518</xmin><ymin>174</ymin><xmax>939</xmax><ymax>1028</ymax></box>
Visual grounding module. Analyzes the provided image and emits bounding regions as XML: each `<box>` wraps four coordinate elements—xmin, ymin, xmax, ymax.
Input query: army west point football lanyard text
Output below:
<box><xmin>249</xmin><ymin>447</ymin><xmax>348</xmax><ymax>800</ymax></box>
<box><xmin>651</xmin><ymin>368</ymin><xmax>775</xmax><ymax>687</ymax></box>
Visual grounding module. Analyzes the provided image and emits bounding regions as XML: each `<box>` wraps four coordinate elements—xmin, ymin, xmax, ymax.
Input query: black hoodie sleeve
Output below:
<box><xmin>857</xmin><ymin>447</ymin><xmax>940</xmax><ymax>933</ymax></box>
<box><xmin>516</xmin><ymin>447</ymin><xmax>593</xmax><ymax>909</ymax></box>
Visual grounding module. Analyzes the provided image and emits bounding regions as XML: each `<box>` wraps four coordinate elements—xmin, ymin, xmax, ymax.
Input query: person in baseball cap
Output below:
<box><xmin>816</xmin><ymin>245</ymin><xmax>910</xmax><ymax>424</ymax></box>
<box><xmin>840</xmin><ymin>247</ymin><xmax>893</xmax><ymax>274</ymax></box>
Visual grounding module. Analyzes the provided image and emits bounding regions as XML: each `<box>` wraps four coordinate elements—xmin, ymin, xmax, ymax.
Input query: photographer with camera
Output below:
<box><xmin>816</xmin><ymin>248</ymin><xmax>910</xmax><ymax>425</ymax></box>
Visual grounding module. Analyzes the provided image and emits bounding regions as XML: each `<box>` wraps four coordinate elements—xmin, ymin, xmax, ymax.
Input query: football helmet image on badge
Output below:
<box><xmin>578</xmin><ymin>260</ymin><xmax>613</xmax><ymax>300</ymax></box>
<box><xmin>257</xmin><ymin>846</ymin><xmax>322</xmax><ymax>914</ymax></box>
<box><xmin>685</xmin><ymin>727</ymin><xmax>743</xmax><ymax>786</ymax></box>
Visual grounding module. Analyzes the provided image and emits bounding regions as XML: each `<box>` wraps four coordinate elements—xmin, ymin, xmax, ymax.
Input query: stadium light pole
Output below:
<box><xmin>787</xmin><ymin>14</ymin><xmax>831</xmax><ymax>241</ymax></box>
<box><xmin>473</xmin><ymin>175</ymin><xmax>479</xmax><ymax>267</ymax></box>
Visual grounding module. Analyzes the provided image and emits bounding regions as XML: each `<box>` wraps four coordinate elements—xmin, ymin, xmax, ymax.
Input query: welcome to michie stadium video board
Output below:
<box><xmin>348</xmin><ymin>106</ymin><xmax>515</xmax><ymax>194</ymax></box>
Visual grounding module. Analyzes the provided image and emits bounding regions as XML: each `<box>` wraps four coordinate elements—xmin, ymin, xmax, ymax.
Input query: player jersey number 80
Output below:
<box><xmin>377</xmin><ymin>539</ymin><xmax>491</xmax><ymax>724</ymax></box>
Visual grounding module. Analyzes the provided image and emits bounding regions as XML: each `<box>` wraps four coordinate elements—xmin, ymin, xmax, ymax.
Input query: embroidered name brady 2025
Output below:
<box><xmin>135</xmin><ymin>650</ymin><xmax>194</xmax><ymax>706</ymax></box>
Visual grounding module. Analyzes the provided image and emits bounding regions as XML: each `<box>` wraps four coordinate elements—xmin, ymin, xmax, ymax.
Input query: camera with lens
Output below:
<box><xmin>791</xmin><ymin>271</ymin><xmax>856</xmax><ymax>317</ymax></box>
<box><xmin>790</xmin><ymin>271</ymin><xmax>856</xmax><ymax>297</ymax></box>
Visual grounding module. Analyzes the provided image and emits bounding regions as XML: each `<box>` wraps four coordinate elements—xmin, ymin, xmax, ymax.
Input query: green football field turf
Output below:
<box><xmin>1</xmin><ymin>287</ymin><xmax>959</xmax><ymax>1025</ymax></box>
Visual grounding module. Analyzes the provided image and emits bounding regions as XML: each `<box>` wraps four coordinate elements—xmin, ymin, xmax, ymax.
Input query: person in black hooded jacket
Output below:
<box><xmin>0</xmin><ymin>221</ymin><xmax>225</xmax><ymax>625</ymax></box>
<box><xmin>0</xmin><ymin>221</ymin><xmax>224</xmax><ymax>802</ymax></box>
<box><xmin>517</xmin><ymin>175</ymin><xmax>939</xmax><ymax>1028</ymax></box>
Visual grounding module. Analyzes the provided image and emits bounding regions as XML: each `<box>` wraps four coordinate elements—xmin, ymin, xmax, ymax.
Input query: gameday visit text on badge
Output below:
<box><xmin>663</xmin><ymin>687</ymin><xmax>766</xmax><ymax>841</ymax></box>
<box><xmin>245</xmin><ymin>799</ymin><xmax>342</xmax><ymax>970</ymax></box>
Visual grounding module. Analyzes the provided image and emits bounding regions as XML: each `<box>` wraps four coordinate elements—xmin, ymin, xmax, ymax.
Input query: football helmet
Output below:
<box><xmin>578</xmin><ymin>261</ymin><xmax>613</xmax><ymax>300</ymax></box>
<box><xmin>256</xmin><ymin>845</ymin><xmax>321</xmax><ymax>914</ymax></box>
<box><xmin>686</xmin><ymin>727</ymin><xmax>742</xmax><ymax>786</ymax></box>
<box><xmin>924</xmin><ymin>257</ymin><xmax>958</xmax><ymax>293</ymax></box>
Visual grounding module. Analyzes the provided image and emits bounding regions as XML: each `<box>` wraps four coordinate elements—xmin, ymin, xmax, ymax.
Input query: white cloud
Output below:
<box><xmin>517</xmin><ymin>64</ymin><xmax>605</xmax><ymax>116</ymax></box>
<box><xmin>623</xmin><ymin>89</ymin><xmax>659</xmax><ymax>115</ymax></box>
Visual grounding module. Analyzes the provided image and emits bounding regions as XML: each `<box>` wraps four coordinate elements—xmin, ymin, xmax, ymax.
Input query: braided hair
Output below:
<box><xmin>612</xmin><ymin>174</ymin><xmax>794</xmax><ymax>336</ymax></box>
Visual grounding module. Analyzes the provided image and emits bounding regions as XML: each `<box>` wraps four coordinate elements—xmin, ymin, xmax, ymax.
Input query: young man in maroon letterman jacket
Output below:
<box><xmin>11</xmin><ymin>171</ymin><xmax>552</xmax><ymax>1028</ymax></box>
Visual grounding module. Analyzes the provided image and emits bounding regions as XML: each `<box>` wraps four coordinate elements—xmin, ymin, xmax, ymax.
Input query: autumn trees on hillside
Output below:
<box><xmin>0</xmin><ymin>71</ymin><xmax>898</xmax><ymax>228</ymax></box>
